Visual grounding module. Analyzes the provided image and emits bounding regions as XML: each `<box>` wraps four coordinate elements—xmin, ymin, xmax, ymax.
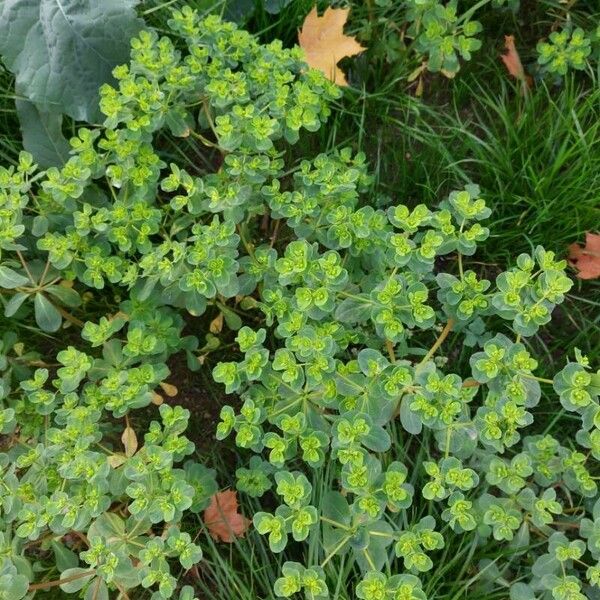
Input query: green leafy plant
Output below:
<box><xmin>404</xmin><ymin>0</ymin><xmax>482</xmax><ymax>77</ymax></box>
<box><xmin>1</xmin><ymin>4</ymin><xmax>599</xmax><ymax>600</ymax></box>
<box><xmin>0</xmin><ymin>0</ymin><xmax>144</xmax><ymax>166</ymax></box>
<box><xmin>537</xmin><ymin>27</ymin><xmax>593</xmax><ymax>76</ymax></box>
<box><xmin>0</xmin><ymin>302</ymin><xmax>217</xmax><ymax>599</ymax></box>
<box><xmin>0</xmin><ymin>7</ymin><xmax>338</xmax><ymax>597</ymax></box>
<box><xmin>354</xmin><ymin>0</ymin><xmax>484</xmax><ymax>85</ymax></box>
<box><xmin>212</xmin><ymin>164</ymin><xmax>599</xmax><ymax>596</ymax></box>
<box><xmin>354</xmin><ymin>0</ymin><xmax>600</xmax><ymax>92</ymax></box>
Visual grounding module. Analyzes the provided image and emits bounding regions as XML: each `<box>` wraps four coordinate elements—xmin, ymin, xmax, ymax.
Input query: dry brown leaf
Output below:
<box><xmin>203</xmin><ymin>490</ymin><xmax>250</xmax><ymax>543</ymax></box>
<box><xmin>500</xmin><ymin>35</ymin><xmax>531</xmax><ymax>91</ymax></box>
<box><xmin>298</xmin><ymin>6</ymin><xmax>365</xmax><ymax>86</ymax></box>
<box><xmin>151</xmin><ymin>392</ymin><xmax>164</xmax><ymax>406</ymax></box>
<box><xmin>107</xmin><ymin>454</ymin><xmax>127</xmax><ymax>468</ymax></box>
<box><xmin>121</xmin><ymin>426</ymin><xmax>138</xmax><ymax>457</ymax></box>
<box><xmin>568</xmin><ymin>232</ymin><xmax>600</xmax><ymax>280</ymax></box>
<box><xmin>500</xmin><ymin>36</ymin><xmax>524</xmax><ymax>79</ymax></box>
<box><xmin>110</xmin><ymin>310</ymin><xmax>129</xmax><ymax>322</ymax></box>
<box><xmin>209</xmin><ymin>312</ymin><xmax>224</xmax><ymax>334</ymax></box>
<box><xmin>159</xmin><ymin>382</ymin><xmax>178</xmax><ymax>397</ymax></box>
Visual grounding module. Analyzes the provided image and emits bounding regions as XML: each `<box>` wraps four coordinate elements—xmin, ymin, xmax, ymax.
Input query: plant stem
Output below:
<box><xmin>39</xmin><ymin>258</ymin><xmax>52</xmax><ymax>286</ymax></box>
<box><xmin>319</xmin><ymin>516</ymin><xmax>350</xmax><ymax>530</ymax></box>
<box><xmin>458</xmin><ymin>0</ymin><xmax>492</xmax><ymax>24</ymax></box>
<box><xmin>190</xmin><ymin>129</ymin><xmax>221</xmax><ymax>150</ymax></box>
<box><xmin>142</xmin><ymin>0</ymin><xmax>179</xmax><ymax>16</ymax></box>
<box><xmin>461</xmin><ymin>379</ymin><xmax>480</xmax><ymax>388</ymax></box>
<box><xmin>321</xmin><ymin>535</ymin><xmax>350</xmax><ymax>568</ymax></box>
<box><xmin>269</xmin><ymin>218</ymin><xmax>281</xmax><ymax>249</ymax></box>
<box><xmin>52</xmin><ymin>301</ymin><xmax>84</xmax><ymax>328</ymax></box>
<box><xmin>16</xmin><ymin>249</ymin><xmax>36</xmax><ymax>285</ymax></box>
<box><xmin>385</xmin><ymin>339</ymin><xmax>396</xmax><ymax>363</ymax></box>
<box><xmin>28</xmin><ymin>570</ymin><xmax>95</xmax><ymax>591</ymax></box>
<box><xmin>418</xmin><ymin>319</ymin><xmax>455</xmax><ymax>367</ymax></box>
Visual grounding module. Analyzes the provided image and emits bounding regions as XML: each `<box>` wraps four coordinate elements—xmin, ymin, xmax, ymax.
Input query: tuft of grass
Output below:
<box><xmin>429</xmin><ymin>73</ymin><xmax>600</xmax><ymax>262</ymax></box>
<box><xmin>0</xmin><ymin>67</ymin><xmax>21</xmax><ymax>164</ymax></box>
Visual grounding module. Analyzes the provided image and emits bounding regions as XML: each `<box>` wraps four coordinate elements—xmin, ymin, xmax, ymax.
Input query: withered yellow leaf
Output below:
<box><xmin>209</xmin><ymin>311</ymin><xmax>224</xmax><ymax>334</ymax></box>
<box><xmin>151</xmin><ymin>392</ymin><xmax>164</xmax><ymax>406</ymax></box>
<box><xmin>107</xmin><ymin>454</ymin><xmax>127</xmax><ymax>468</ymax></box>
<box><xmin>159</xmin><ymin>381</ymin><xmax>178</xmax><ymax>397</ymax></box>
<box><xmin>298</xmin><ymin>6</ymin><xmax>365</xmax><ymax>86</ymax></box>
<box><xmin>121</xmin><ymin>426</ymin><xmax>138</xmax><ymax>457</ymax></box>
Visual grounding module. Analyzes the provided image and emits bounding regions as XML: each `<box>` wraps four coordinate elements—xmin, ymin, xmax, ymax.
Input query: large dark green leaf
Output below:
<box><xmin>15</xmin><ymin>97</ymin><xmax>70</xmax><ymax>167</ymax></box>
<box><xmin>0</xmin><ymin>0</ymin><xmax>144</xmax><ymax>122</ymax></box>
<box><xmin>223</xmin><ymin>0</ymin><xmax>255</xmax><ymax>21</ymax></box>
<box><xmin>264</xmin><ymin>0</ymin><xmax>293</xmax><ymax>14</ymax></box>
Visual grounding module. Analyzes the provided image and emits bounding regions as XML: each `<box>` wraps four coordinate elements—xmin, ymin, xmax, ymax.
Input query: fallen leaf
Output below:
<box><xmin>568</xmin><ymin>232</ymin><xmax>600</xmax><ymax>280</ymax></box>
<box><xmin>121</xmin><ymin>426</ymin><xmax>138</xmax><ymax>457</ymax></box>
<box><xmin>500</xmin><ymin>35</ymin><xmax>531</xmax><ymax>91</ymax></box>
<box><xmin>110</xmin><ymin>310</ymin><xmax>129</xmax><ymax>322</ymax></box>
<box><xmin>159</xmin><ymin>382</ymin><xmax>178</xmax><ymax>397</ymax></box>
<box><xmin>298</xmin><ymin>6</ymin><xmax>365</xmax><ymax>86</ymax></box>
<box><xmin>107</xmin><ymin>454</ymin><xmax>127</xmax><ymax>468</ymax></box>
<box><xmin>151</xmin><ymin>392</ymin><xmax>164</xmax><ymax>406</ymax></box>
<box><xmin>203</xmin><ymin>490</ymin><xmax>250</xmax><ymax>542</ymax></box>
<box><xmin>209</xmin><ymin>312</ymin><xmax>224</xmax><ymax>334</ymax></box>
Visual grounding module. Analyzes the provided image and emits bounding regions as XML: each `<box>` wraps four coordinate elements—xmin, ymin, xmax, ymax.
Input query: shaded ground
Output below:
<box><xmin>165</xmin><ymin>355</ymin><xmax>229</xmax><ymax>455</ymax></box>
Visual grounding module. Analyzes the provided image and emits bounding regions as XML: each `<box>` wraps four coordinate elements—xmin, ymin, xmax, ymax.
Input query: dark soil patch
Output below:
<box><xmin>164</xmin><ymin>354</ymin><xmax>231</xmax><ymax>455</ymax></box>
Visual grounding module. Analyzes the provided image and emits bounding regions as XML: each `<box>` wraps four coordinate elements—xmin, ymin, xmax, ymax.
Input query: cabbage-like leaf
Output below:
<box><xmin>0</xmin><ymin>0</ymin><xmax>144</xmax><ymax>122</ymax></box>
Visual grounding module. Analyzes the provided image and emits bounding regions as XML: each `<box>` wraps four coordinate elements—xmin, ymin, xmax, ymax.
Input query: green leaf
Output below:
<box><xmin>45</xmin><ymin>285</ymin><xmax>81</xmax><ymax>307</ymax></box>
<box><xmin>322</xmin><ymin>491</ymin><xmax>351</xmax><ymax>525</ymax></box>
<box><xmin>0</xmin><ymin>265</ymin><xmax>29</xmax><ymax>289</ymax></box>
<box><xmin>356</xmin><ymin>521</ymin><xmax>394</xmax><ymax>572</ymax></box>
<box><xmin>31</xmin><ymin>215</ymin><xmax>49</xmax><ymax>237</ymax></box>
<box><xmin>400</xmin><ymin>396</ymin><xmax>422</xmax><ymax>435</ymax></box>
<box><xmin>4</xmin><ymin>291</ymin><xmax>29</xmax><ymax>317</ymax></box>
<box><xmin>87</xmin><ymin>513</ymin><xmax>150</xmax><ymax>556</ymax></box>
<box><xmin>222</xmin><ymin>305</ymin><xmax>243</xmax><ymax>331</ymax></box>
<box><xmin>509</xmin><ymin>583</ymin><xmax>536</xmax><ymax>600</ymax></box>
<box><xmin>84</xmin><ymin>578</ymin><xmax>109</xmax><ymax>600</ymax></box>
<box><xmin>165</xmin><ymin>107</ymin><xmax>193</xmax><ymax>138</ymax></box>
<box><xmin>51</xmin><ymin>540</ymin><xmax>79</xmax><ymax>572</ymax></box>
<box><xmin>34</xmin><ymin>292</ymin><xmax>61</xmax><ymax>331</ymax></box>
<box><xmin>15</xmin><ymin>98</ymin><xmax>70</xmax><ymax>167</ymax></box>
<box><xmin>0</xmin><ymin>0</ymin><xmax>144</xmax><ymax>122</ymax></box>
<box><xmin>179</xmin><ymin>587</ymin><xmax>197</xmax><ymax>600</ymax></box>
<box><xmin>224</xmin><ymin>0</ymin><xmax>255</xmax><ymax>22</ymax></box>
<box><xmin>59</xmin><ymin>568</ymin><xmax>95</xmax><ymax>593</ymax></box>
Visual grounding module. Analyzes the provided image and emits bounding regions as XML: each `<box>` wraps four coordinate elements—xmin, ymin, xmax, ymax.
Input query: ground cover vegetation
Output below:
<box><xmin>0</xmin><ymin>1</ymin><xmax>598</xmax><ymax>599</ymax></box>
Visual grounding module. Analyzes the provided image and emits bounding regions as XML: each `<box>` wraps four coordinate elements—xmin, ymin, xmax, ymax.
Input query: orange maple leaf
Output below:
<box><xmin>568</xmin><ymin>232</ymin><xmax>600</xmax><ymax>280</ymax></box>
<box><xmin>298</xmin><ymin>6</ymin><xmax>365</xmax><ymax>86</ymax></box>
<box><xmin>500</xmin><ymin>35</ymin><xmax>531</xmax><ymax>91</ymax></box>
<box><xmin>203</xmin><ymin>490</ymin><xmax>250</xmax><ymax>543</ymax></box>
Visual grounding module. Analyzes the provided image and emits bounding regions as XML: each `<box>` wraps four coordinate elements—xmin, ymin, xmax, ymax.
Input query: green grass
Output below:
<box><xmin>429</xmin><ymin>74</ymin><xmax>600</xmax><ymax>260</ymax></box>
<box><xmin>0</xmin><ymin>67</ymin><xmax>21</xmax><ymax>164</ymax></box>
